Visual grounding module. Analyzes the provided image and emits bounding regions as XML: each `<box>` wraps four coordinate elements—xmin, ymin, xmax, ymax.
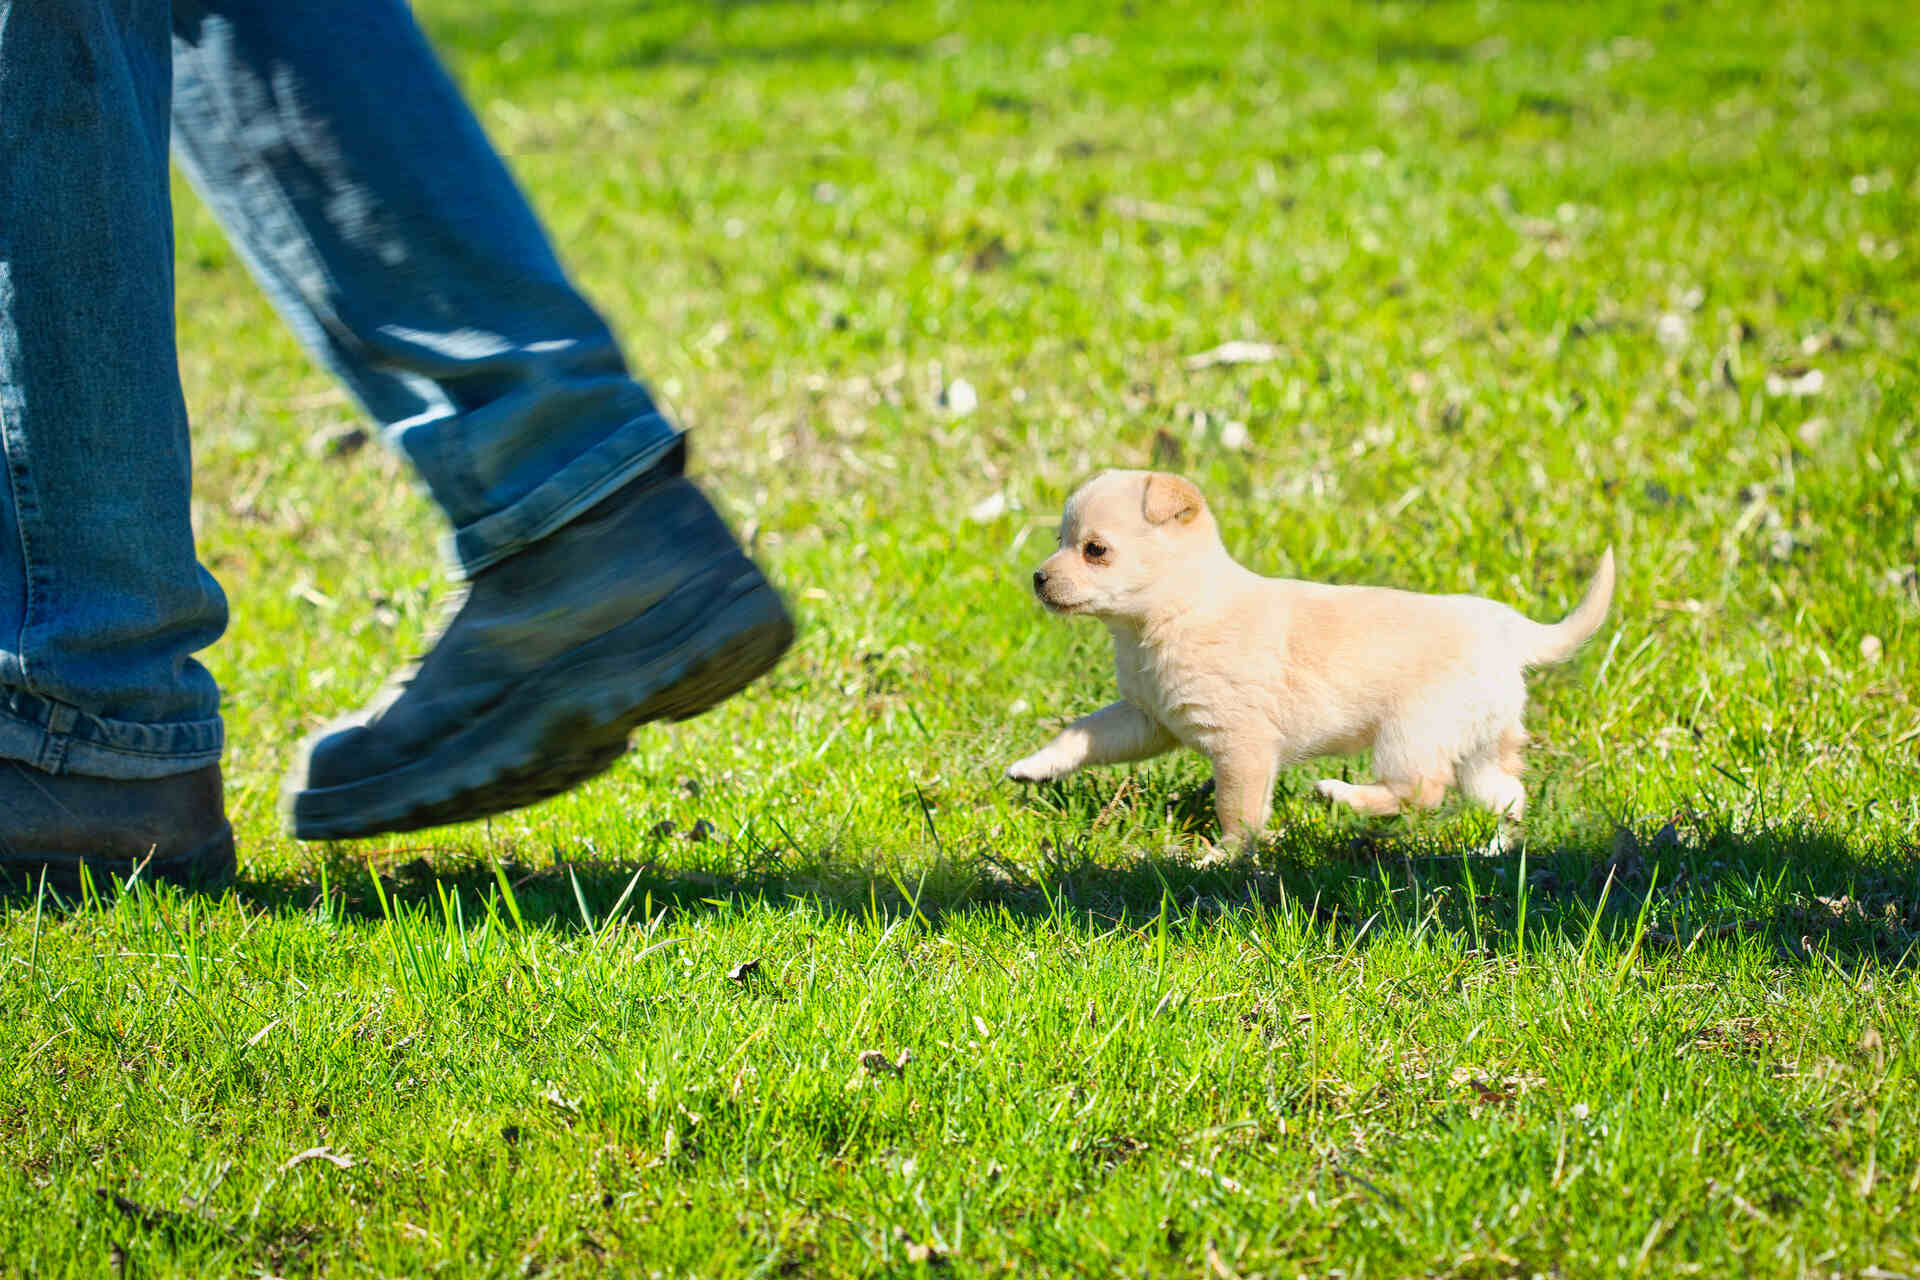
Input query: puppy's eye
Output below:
<box><xmin>1082</xmin><ymin>540</ymin><xmax>1109</xmax><ymax>561</ymax></box>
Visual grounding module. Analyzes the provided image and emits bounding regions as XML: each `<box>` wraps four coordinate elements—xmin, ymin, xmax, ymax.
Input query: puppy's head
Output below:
<box><xmin>1029</xmin><ymin>470</ymin><xmax>1222</xmax><ymax>620</ymax></box>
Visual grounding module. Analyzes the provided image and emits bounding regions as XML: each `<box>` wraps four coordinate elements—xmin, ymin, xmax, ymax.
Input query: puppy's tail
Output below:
<box><xmin>1524</xmin><ymin>547</ymin><xmax>1616</xmax><ymax>667</ymax></box>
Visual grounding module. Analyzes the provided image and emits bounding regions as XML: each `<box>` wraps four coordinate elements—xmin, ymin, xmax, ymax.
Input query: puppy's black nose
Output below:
<box><xmin>1032</xmin><ymin>569</ymin><xmax>1049</xmax><ymax>591</ymax></box>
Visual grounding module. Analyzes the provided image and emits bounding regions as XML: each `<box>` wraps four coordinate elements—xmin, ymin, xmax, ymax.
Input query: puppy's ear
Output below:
<box><xmin>1141</xmin><ymin>472</ymin><xmax>1204</xmax><ymax>526</ymax></box>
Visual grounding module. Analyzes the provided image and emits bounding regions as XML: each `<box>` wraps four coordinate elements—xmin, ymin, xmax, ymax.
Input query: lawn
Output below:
<box><xmin>5</xmin><ymin>0</ymin><xmax>1919</xmax><ymax>1274</ymax></box>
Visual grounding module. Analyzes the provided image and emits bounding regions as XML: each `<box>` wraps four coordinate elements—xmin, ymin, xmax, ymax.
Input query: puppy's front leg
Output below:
<box><xmin>1006</xmin><ymin>700</ymin><xmax>1174</xmax><ymax>783</ymax></box>
<box><xmin>1210</xmin><ymin>749</ymin><xmax>1280</xmax><ymax>852</ymax></box>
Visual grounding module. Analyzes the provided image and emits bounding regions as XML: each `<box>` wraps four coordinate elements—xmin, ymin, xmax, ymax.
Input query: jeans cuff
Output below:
<box><xmin>0</xmin><ymin>686</ymin><xmax>223</xmax><ymax>780</ymax></box>
<box><xmin>445</xmin><ymin>413</ymin><xmax>685</xmax><ymax>578</ymax></box>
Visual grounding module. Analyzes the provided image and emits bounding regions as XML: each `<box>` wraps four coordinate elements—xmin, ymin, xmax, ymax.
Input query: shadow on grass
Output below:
<box><xmin>189</xmin><ymin>803</ymin><xmax>1920</xmax><ymax>972</ymax></box>
<box><xmin>7</xmin><ymin>786</ymin><xmax>1913</xmax><ymax>970</ymax></box>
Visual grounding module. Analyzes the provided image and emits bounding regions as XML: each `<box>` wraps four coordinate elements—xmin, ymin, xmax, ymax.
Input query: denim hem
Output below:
<box><xmin>445</xmin><ymin>414</ymin><xmax>684</xmax><ymax>578</ymax></box>
<box><xmin>0</xmin><ymin>686</ymin><xmax>222</xmax><ymax>780</ymax></box>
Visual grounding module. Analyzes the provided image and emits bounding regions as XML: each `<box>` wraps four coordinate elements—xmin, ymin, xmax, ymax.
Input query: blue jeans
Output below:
<box><xmin>0</xmin><ymin>0</ymin><xmax>681</xmax><ymax>779</ymax></box>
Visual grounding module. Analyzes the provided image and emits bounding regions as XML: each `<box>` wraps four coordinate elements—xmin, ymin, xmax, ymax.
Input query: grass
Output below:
<box><xmin>5</xmin><ymin>0</ymin><xmax>1919</xmax><ymax>1274</ymax></box>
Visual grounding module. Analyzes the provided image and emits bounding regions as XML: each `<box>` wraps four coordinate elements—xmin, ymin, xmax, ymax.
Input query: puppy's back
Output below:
<box><xmin>1280</xmin><ymin>581</ymin><xmax>1513</xmax><ymax>694</ymax></box>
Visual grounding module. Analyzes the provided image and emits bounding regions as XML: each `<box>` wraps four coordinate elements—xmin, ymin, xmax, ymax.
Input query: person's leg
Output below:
<box><xmin>169</xmin><ymin>0</ymin><xmax>791</xmax><ymax>840</ymax></box>
<box><xmin>0</xmin><ymin>0</ymin><xmax>233</xmax><ymax>889</ymax></box>
<box><xmin>168</xmin><ymin>0</ymin><xmax>677</xmax><ymax>573</ymax></box>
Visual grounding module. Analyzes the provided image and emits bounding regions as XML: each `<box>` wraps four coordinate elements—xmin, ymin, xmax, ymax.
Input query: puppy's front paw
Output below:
<box><xmin>1194</xmin><ymin>839</ymin><xmax>1249</xmax><ymax>869</ymax></box>
<box><xmin>1006</xmin><ymin>754</ymin><xmax>1059</xmax><ymax>783</ymax></box>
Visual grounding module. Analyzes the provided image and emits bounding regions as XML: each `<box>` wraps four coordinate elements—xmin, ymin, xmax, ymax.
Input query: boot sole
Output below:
<box><xmin>287</xmin><ymin>560</ymin><xmax>793</xmax><ymax>840</ymax></box>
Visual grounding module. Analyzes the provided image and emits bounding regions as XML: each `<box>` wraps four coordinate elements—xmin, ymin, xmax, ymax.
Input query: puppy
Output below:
<box><xmin>1007</xmin><ymin>470</ymin><xmax>1615</xmax><ymax>849</ymax></box>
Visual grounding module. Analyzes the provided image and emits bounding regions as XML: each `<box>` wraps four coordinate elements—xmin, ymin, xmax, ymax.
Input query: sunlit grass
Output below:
<box><xmin>4</xmin><ymin>0</ymin><xmax>1917</xmax><ymax>1274</ymax></box>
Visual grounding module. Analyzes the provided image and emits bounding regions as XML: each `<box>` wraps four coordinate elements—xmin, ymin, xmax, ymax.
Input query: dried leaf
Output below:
<box><xmin>1687</xmin><ymin>1017</ymin><xmax>1775</xmax><ymax>1056</ymax></box>
<box><xmin>727</xmin><ymin>957</ymin><xmax>761</xmax><ymax>985</ymax></box>
<box><xmin>283</xmin><ymin>1145</ymin><xmax>356</xmax><ymax>1172</ymax></box>
<box><xmin>1764</xmin><ymin>366</ymin><xmax>1825</xmax><ymax>398</ymax></box>
<box><xmin>1184</xmin><ymin>339</ymin><xmax>1283</xmax><ymax>370</ymax></box>
<box><xmin>940</xmin><ymin>377</ymin><xmax>979</xmax><ymax>415</ymax></box>
<box><xmin>894</xmin><ymin>1226</ymin><xmax>946</xmax><ymax>1265</ymax></box>
<box><xmin>1448</xmin><ymin>1066</ymin><xmax>1542</xmax><ymax>1104</ymax></box>
<box><xmin>1464</xmin><ymin>1077</ymin><xmax>1514</xmax><ymax>1105</ymax></box>
<box><xmin>1589</xmin><ymin>827</ymin><xmax>1646</xmax><ymax>892</ymax></box>
<box><xmin>967</xmin><ymin>491</ymin><xmax>1007</xmax><ymax>522</ymax></box>
<box><xmin>290</xmin><ymin>581</ymin><xmax>338</xmax><ymax>612</ymax></box>
<box><xmin>1647</xmin><ymin>920</ymin><xmax>1757</xmax><ymax>949</ymax></box>
<box><xmin>1178</xmin><ymin>1158</ymin><xmax>1246</xmax><ymax>1195</ymax></box>
<box><xmin>1110</xmin><ymin>195</ymin><xmax>1207</xmax><ymax>226</ymax></box>
<box><xmin>307</xmin><ymin>422</ymin><xmax>369</xmax><ymax>458</ymax></box>
<box><xmin>856</xmin><ymin>1048</ymin><xmax>912</xmax><ymax>1076</ymax></box>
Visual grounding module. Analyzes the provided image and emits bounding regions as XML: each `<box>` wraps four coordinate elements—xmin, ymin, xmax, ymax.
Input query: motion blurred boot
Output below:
<box><xmin>285</xmin><ymin>454</ymin><xmax>793</xmax><ymax>840</ymax></box>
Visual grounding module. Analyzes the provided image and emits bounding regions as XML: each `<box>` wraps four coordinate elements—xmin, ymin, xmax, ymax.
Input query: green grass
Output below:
<box><xmin>5</xmin><ymin>0</ymin><xmax>1919</xmax><ymax>1274</ymax></box>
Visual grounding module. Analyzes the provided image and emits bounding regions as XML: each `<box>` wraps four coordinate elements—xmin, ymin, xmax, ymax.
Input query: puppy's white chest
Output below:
<box><xmin>1113</xmin><ymin>637</ymin><xmax>1235</xmax><ymax>749</ymax></box>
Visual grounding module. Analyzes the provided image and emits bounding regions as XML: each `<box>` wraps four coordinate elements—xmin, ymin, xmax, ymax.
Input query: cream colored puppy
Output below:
<box><xmin>1007</xmin><ymin>470</ymin><xmax>1615</xmax><ymax>849</ymax></box>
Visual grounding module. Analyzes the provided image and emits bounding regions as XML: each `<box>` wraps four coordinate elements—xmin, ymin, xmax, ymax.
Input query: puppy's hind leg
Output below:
<box><xmin>1458</xmin><ymin>725</ymin><xmax>1528</xmax><ymax>853</ymax></box>
<box><xmin>1459</xmin><ymin>725</ymin><xmax>1529</xmax><ymax>820</ymax></box>
<box><xmin>1317</xmin><ymin>722</ymin><xmax>1453</xmax><ymax>818</ymax></box>
<box><xmin>1007</xmin><ymin>700</ymin><xmax>1175</xmax><ymax>783</ymax></box>
<box><xmin>1314</xmin><ymin>774</ymin><xmax>1450</xmax><ymax>817</ymax></box>
<box><xmin>1314</xmin><ymin>779</ymin><xmax>1405</xmax><ymax>816</ymax></box>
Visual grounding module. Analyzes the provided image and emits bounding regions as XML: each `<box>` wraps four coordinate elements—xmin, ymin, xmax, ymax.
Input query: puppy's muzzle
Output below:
<box><xmin>1032</xmin><ymin>568</ymin><xmax>1076</xmax><ymax>612</ymax></box>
